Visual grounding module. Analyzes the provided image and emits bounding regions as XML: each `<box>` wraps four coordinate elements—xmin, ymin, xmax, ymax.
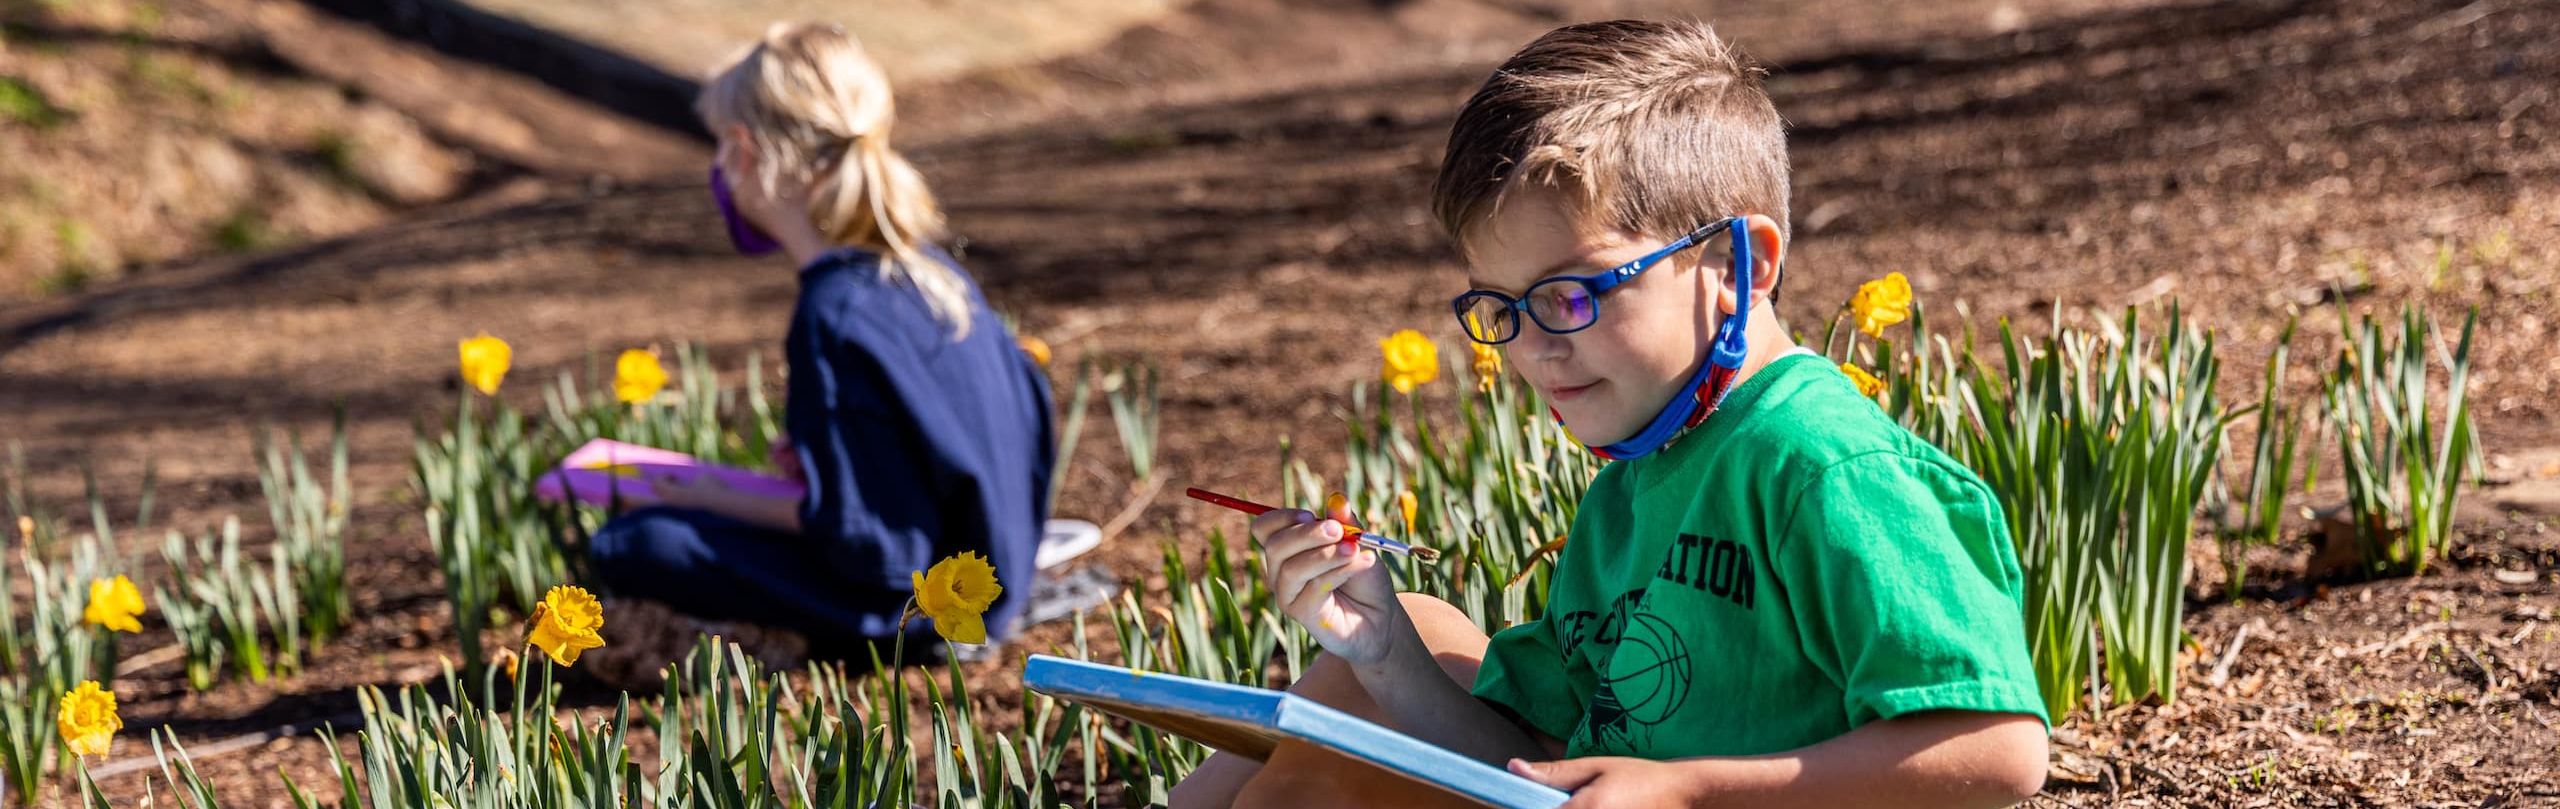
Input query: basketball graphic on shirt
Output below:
<box><xmin>1601</xmin><ymin>611</ymin><xmax>1692</xmax><ymax>726</ymax></box>
<box><xmin>1575</xmin><ymin>588</ymin><xmax>1693</xmax><ymax>753</ymax></box>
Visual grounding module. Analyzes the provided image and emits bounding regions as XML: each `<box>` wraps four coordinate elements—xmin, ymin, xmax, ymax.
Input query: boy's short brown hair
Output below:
<box><xmin>1433</xmin><ymin>20</ymin><xmax>1790</xmax><ymax>261</ymax></box>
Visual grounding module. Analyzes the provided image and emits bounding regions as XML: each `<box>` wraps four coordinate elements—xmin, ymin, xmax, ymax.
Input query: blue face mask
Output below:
<box><xmin>710</xmin><ymin>164</ymin><xmax>782</xmax><ymax>256</ymax></box>
<box><xmin>1586</xmin><ymin>219</ymin><xmax>1755</xmax><ymax>461</ymax></box>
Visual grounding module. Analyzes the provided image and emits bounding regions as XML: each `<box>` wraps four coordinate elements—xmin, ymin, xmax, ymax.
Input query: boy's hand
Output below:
<box><xmin>1509</xmin><ymin>757</ymin><xmax>1710</xmax><ymax>809</ymax></box>
<box><xmin>1255</xmin><ymin>494</ymin><xmax>1401</xmax><ymax>667</ymax></box>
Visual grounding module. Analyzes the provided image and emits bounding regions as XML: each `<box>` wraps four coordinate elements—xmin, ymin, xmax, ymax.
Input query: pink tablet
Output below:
<box><xmin>533</xmin><ymin>438</ymin><xmax>806</xmax><ymax>507</ymax></box>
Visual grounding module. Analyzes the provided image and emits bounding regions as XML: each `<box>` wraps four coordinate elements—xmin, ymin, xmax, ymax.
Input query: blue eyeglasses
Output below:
<box><xmin>1452</xmin><ymin>218</ymin><xmax>1740</xmax><ymax>345</ymax></box>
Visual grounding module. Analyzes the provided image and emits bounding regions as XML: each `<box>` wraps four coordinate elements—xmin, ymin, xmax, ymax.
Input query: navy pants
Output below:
<box><xmin>588</xmin><ymin>506</ymin><xmax>920</xmax><ymax>655</ymax></box>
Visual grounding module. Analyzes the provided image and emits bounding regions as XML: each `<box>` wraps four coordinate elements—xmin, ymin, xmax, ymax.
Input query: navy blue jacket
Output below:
<box><xmin>786</xmin><ymin>248</ymin><xmax>1053</xmax><ymax>642</ymax></box>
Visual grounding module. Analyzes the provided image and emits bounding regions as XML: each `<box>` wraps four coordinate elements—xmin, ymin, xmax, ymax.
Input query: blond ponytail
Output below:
<box><xmin>698</xmin><ymin>23</ymin><xmax>972</xmax><ymax>338</ymax></box>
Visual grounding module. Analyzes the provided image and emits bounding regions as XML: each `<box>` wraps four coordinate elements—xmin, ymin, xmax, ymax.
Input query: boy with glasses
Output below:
<box><xmin>1174</xmin><ymin>19</ymin><xmax>2050</xmax><ymax>809</ymax></box>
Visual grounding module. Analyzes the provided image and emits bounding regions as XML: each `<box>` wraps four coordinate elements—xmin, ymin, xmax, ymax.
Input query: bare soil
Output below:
<box><xmin>1</xmin><ymin>0</ymin><xmax>2554</xmax><ymax>804</ymax></box>
<box><xmin>454</xmin><ymin>0</ymin><xmax>1194</xmax><ymax>85</ymax></box>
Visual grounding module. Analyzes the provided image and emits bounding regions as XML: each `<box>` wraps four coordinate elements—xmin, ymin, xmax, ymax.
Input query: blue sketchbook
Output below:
<box><xmin>1022</xmin><ymin>655</ymin><xmax>1568</xmax><ymax>809</ymax></box>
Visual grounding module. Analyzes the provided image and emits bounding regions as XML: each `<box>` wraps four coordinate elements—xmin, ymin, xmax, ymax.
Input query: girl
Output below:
<box><xmin>591</xmin><ymin>22</ymin><xmax>1053</xmax><ymax>653</ymax></box>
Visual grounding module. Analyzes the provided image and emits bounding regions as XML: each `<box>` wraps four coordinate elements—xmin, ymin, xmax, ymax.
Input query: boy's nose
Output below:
<box><xmin>1512</xmin><ymin>327</ymin><xmax>1572</xmax><ymax>364</ymax></box>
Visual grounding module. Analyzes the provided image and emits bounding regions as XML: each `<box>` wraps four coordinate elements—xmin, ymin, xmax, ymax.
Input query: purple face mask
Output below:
<box><xmin>710</xmin><ymin>164</ymin><xmax>782</xmax><ymax>256</ymax></box>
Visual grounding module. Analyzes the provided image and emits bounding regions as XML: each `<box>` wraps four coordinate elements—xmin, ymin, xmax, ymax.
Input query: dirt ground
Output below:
<box><xmin>456</xmin><ymin>0</ymin><xmax>1193</xmax><ymax>85</ymax></box>
<box><xmin>1</xmin><ymin>0</ymin><xmax>2556</xmax><ymax>804</ymax></box>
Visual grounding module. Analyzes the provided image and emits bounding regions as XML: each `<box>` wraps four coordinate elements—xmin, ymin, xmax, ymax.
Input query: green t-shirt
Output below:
<box><xmin>1471</xmin><ymin>353</ymin><xmax>2048</xmax><ymax>759</ymax></box>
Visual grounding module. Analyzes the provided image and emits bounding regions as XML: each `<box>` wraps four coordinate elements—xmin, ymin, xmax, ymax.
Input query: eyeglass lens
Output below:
<box><xmin>1526</xmin><ymin>280</ymin><xmax>1598</xmax><ymax>333</ymax></box>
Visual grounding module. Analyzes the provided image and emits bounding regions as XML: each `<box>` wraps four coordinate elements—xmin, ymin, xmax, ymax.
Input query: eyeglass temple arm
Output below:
<box><xmin>1590</xmin><ymin>218</ymin><xmax>1737</xmax><ymax>295</ymax></box>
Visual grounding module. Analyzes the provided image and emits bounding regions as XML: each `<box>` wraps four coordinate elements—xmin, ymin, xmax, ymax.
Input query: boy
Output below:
<box><xmin>1171</xmin><ymin>19</ymin><xmax>2050</xmax><ymax>809</ymax></box>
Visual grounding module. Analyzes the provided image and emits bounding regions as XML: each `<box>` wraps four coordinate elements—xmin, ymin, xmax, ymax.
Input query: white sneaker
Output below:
<box><xmin>1036</xmin><ymin>518</ymin><xmax>1104</xmax><ymax>570</ymax></box>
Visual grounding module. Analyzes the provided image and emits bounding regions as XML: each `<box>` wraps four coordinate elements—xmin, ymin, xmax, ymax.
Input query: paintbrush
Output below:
<box><xmin>1184</xmin><ymin>487</ymin><xmax>1443</xmax><ymax>562</ymax></box>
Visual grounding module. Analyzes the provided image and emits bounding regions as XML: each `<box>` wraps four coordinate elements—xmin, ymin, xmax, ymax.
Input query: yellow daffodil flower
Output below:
<box><xmin>1470</xmin><ymin>342</ymin><xmax>1502</xmax><ymax>394</ymax></box>
<box><xmin>1397</xmin><ymin>490</ymin><xmax>1418</xmax><ymax>537</ymax></box>
<box><xmin>1323</xmin><ymin>492</ymin><xmax>1352</xmax><ymax>525</ymax></box>
<box><xmin>1017</xmin><ymin>335</ymin><xmax>1052</xmax><ymax>368</ymax></box>
<box><xmin>1379</xmin><ymin>329</ymin><xmax>1439</xmax><ymax>395</ymax></box>
<box><xmin>83</xmin><ymin>575</ymin><xmax>145</xmax><ymax>633</ymax></box>
<box><xmin>58</xmin><ymin>680</ymin><xmax>120</xmax><ymax>758</ymax></box>
<box><xmin>526</xmin><ymin>585</ymin><xmax>606</xmax><ymax>666</ymax></box>
<box><xmin>1464</xmin><ymin>312</ymin><xmax>1503</xmax><ymax>393</ymax></box>
<box><xmin>613</xmin><ymin>349</ymin><xmax>667</xmax><ymax>404</ymax></box>
<box><xmin>459</xmin><ymin>333</ymin><xmax>512</xmax><ymax>396</ymax></box>
<box><xmin>1841</xmin><ymin>363</ymin><xmax>1886</xmax><ymax>398</ymax></box>
<box><xmin>1848</xmin><ymin>273</ymin><xmax>1912</xmax><ymax>338</ymax></box>
<box><xmin>912</xmin><ymin>552</ymin><xmax>1002</xmax><ymax>644</ymax></box>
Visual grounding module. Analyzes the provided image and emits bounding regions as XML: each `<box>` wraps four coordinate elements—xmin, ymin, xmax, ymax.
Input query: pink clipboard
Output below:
<box><xmin>534</xmin><ymin>438</ymin><xmax>806</xmax><ymax>507</ymax></box>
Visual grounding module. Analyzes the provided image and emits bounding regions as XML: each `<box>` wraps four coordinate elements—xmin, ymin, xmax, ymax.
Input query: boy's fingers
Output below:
<box><xmin>1282</xmin><ymin>553</ymin><xmax>1371</xmax><ymax>619</ymax></box>
<box><xmin>1284</xmin><ymin>585</ymin><xmax>1342</xmax><ymax>623</ymax></box>
<box><xmin>1262</xmin><ymin>520</ymin><xmax>1345</xmax><ymax>561</ymax></box>
<box><xmin>1282</xmin><ymin>550</ymin><xmax>1381</xmax><ymax>623</ymax></box>
<box><xmin>1301</xmin><ymin>552</ymin><xmax>1374</xmax><ymax>599</ymax></box>
<box><xmin>1272</xmin><ymin>546</ymin><xmax>1356</xmax><ymax>605</ymax></box>
<box><xmin>1506</xmin><ymin>758</ymin><xmax>1603</xmax><ymax>791</ymax></box>
<box><xmin>1324</xmin><ymin>493</ymin><xmax>1355</xmax><ymax>525</ymax></box>
<box><xmin>1249</xmin><ymin>508</ymin><xmax>1316</xmax><ymax>542</ymax></box>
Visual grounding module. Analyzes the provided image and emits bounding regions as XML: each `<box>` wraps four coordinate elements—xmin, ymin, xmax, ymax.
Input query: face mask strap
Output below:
<box><xmin>1580</xmin><ymin>217</ymin><xmax>1754</xmax><ymax>460</ymax></box>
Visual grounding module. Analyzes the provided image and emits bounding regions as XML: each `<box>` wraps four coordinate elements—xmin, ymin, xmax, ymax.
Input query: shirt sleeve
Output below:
<box><xmin>1470</xmin><ymin>615</ymin><xmax>1586</xmax><ymax>743</ymax></box>
<box><xmin>1770</xmin><ymin>452</ymin><xmax>2050</xmax><ymax>728</ymax></box>
<box><xmin>788</xmin><ymin>304</ymin><xmax>939</xmax><ymax>598</ymax></box>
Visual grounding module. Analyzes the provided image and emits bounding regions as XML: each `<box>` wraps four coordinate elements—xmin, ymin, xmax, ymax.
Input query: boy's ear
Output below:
<box><xmin>1742</xmin><ymin>213</ymin><xmax>1785</xmax><ymax>302</ymax></box>
<box><xmin>1711</xmin><ymin>214</ymin><xmax>1788</xmax><ymax>317</ymax></box>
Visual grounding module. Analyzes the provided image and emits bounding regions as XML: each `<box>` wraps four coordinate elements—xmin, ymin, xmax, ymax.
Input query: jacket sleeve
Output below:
<box><xmin>789</xmin><ymin>305</ymin><xmax>941</xmax><ymax>596</ymax></box>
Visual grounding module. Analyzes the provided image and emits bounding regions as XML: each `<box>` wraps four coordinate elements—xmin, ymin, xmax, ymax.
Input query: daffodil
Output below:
<box><xmin>911</xmin><ymin>552</ymin><xmax>1002</xmax><ymax>644</ymax></box>
<box><xmin>459</xmin><ymin>332</ymin><xmax>512</xmax><ymax>396</ymax></box>
<box><xmin>1847</xmin><ymin>273</ymin><xmax>1912</xmax><ymax>338</ymax></box>
<box><xmin>525</xmin><ymin>585</ymin><xmax>605</xmax><ymax>666</ymax></box>
<box><xmin>1840</xmin><ymin>363</ymin><xmax>1886</xmax><ymax>398</ymax></box>
<box><xmin>1470</xmin><ymin>342</ymin><xmax>1502</xmax><ymax>394</ymax></box>
<box><xmin>1380</xmin><ymin>329</ymin><xmax>1439</xmax><ymax>395</ymax></box>
<box><xmin>1463</xmin><ymin>312</ymin><xmax>1504</xmax><ymax>393</ymax></box>
<box><xmin>58</xmin><ymin>680</ymin><xmax>119</xmax><ymax>758</ymax></box>
<box><xmin>613</xmin><ymin>349</ymin><xmax>668</xmax><ymax>404</ymax></box>
<box><xmin>83</xmin><ymin>575</ymin><xmax>145</xmax><ymax>633</ymax></box>
<box><xmin>1324</xmin><ymin>492</ymin><xmax>1351</xmax><ymax>525</ymax></box>
<box><xmin>1397</xmin><ymin>490</ymin><xmax>1418</xmax><ymax>537</ymax></box>
<box><xmin>1017</xmin><ymin>335</ymin><xmax>1052</xmax><ymax>368</ymax></box>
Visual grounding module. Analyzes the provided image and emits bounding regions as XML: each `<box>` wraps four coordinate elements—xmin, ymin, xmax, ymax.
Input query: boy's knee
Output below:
<box><xmin>1395</xmin><ymin>592</ymin><xmax>1490</xmax><ymax>679</ymax></box>
<box><xmin>1285</xmin><ymin>651</ymin><xmax>1373</xmax><ymax>711</ymax></box>
<box><xmin>1396</xmin><ymin>592</ymin><xmax>1469</xmax><ymax>630</ymax></box>
<box><xmin>1231</xmin><ymin>763</ymin><xmax>1327</xmax><ymax>809</ymax></box>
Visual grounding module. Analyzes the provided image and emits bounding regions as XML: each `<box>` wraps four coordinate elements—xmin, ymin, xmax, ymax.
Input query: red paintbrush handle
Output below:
<box><xmin>1187</xmin><ymin>487</ymin><xmax>1418</xmax><ymax>556</ymax></box>
<box><xmin>1187</xmin><ymin>488</ymin><xmax>1366</xmax><ymax>531</ymax></box>
<box><xmin>1185</xmin><ymin>487</ymin><xmax>1275</xmax><ymax>516</ymax></box>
